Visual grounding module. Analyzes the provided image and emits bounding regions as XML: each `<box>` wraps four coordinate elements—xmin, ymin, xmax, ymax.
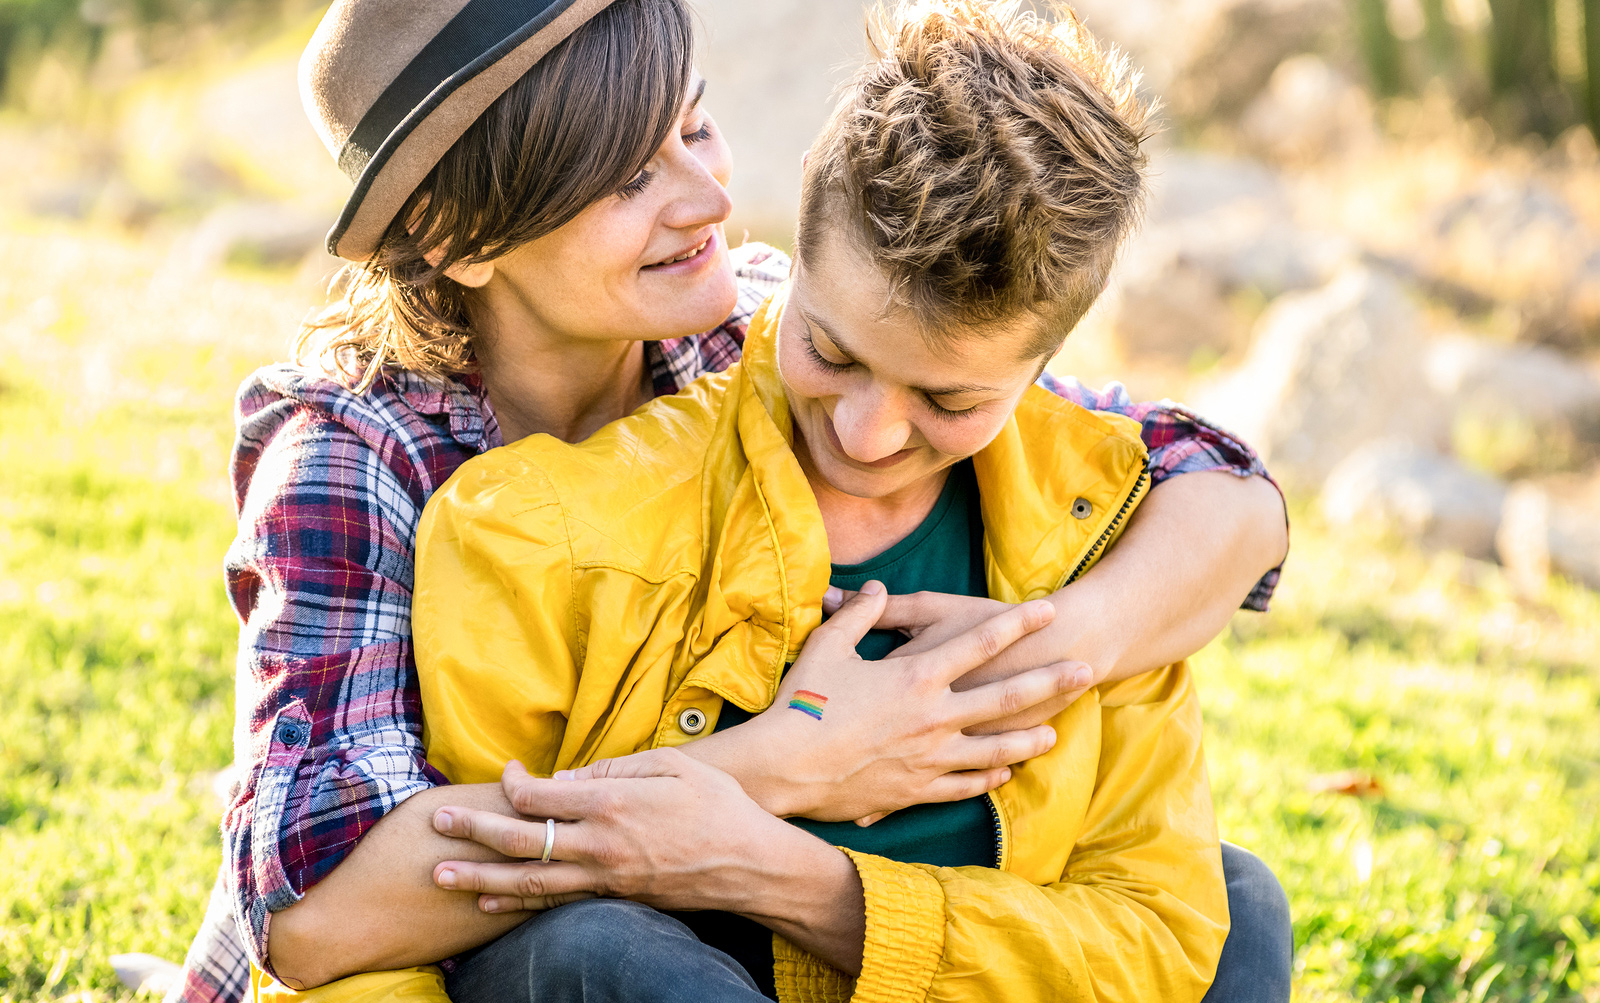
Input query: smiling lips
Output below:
<box><xmin>644</xmin><ymin>230</ymin><xmax>718</xmax><ymax>271</ymax></box>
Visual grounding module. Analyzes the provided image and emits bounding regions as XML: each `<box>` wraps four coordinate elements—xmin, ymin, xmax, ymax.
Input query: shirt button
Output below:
<box><xmin>677</xmin><ymin>708</ymin><xmax>708</xmax><ymax>735</ymax></box>
<box><xmin>275</xmin><ymin>720</ymin><xmax>305</xmax><ymax>745</ymax></box>
<box><xmin>1071</xmin><ymin>497</ymin><xmax>1094</xmax><ymax>520</ymax></box>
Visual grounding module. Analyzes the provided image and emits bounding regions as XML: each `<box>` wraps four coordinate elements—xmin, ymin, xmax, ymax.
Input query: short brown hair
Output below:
<box><xmin>297</xmin><ymin>0</ymin><xmax>693</xmax><ymax>391</ymax></box>
<box><xmin>796</xmin><ymin>0</ymin><xmax>1153</xmax><ymax>353</ymax></box>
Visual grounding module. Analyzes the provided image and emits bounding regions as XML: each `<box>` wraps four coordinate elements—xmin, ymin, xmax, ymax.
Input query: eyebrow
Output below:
<box><xmin>685</xmin><ymin>78</ymin><xmax>707</xmax><ymax>114</ymax></box>
<box><xmin>800</xmin><ymin>308</ymin><xmax>1005</xmax><ymax>397</ymax></box>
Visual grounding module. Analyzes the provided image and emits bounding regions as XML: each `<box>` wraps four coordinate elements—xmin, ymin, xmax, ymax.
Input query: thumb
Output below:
<box><xmin>815</xmin><ymin>580</ymin><xmax>888</xmax><ymax>648</ymax></box>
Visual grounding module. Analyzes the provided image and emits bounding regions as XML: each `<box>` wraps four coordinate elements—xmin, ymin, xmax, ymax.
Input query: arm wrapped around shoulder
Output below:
<box><xmin>775</xmin><ymin>664</ymin><xmax>1229</xmax><ymax>1003</ymax></box>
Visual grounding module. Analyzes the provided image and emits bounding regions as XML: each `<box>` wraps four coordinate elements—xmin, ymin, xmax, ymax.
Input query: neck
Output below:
<box><xmin>793</xmin><ymin>428</ymin><xmax>950</xmax><ymax>566</ymax></box>
<box><xmin>470</xmin><ymin>293</ymin><xmax>649</xmax><ymax>446</ymax></box>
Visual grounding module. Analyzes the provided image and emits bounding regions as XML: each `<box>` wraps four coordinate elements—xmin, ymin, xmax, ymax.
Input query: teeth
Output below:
<box><xmin>655</xmin><ymin>241</ymin><xmax>707</xmax><ymax>266</ymax></box>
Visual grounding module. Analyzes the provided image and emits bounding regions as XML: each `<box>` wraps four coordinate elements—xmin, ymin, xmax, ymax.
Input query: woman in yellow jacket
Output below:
<box><xmin>388</xmin><ymin>5</ymin><xmax>1240</xmax><ymax>1001</ymax></box>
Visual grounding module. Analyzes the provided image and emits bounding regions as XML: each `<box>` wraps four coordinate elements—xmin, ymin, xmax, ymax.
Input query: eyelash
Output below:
<box><xmin>802</xmin><ymin>331</ymin><xmax>979</xmax><ymax>419</ymax></box>
<box><xmin>616</xmin><ymin>123</ymin><xmax>714</xmax><ymax>200</ymax></box>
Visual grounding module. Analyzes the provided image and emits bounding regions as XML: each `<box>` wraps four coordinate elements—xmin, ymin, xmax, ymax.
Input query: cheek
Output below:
<box><xmin>916</xmin><ymin>408</ymin><xmax>1017</xmax><ymax>459</ymax></box>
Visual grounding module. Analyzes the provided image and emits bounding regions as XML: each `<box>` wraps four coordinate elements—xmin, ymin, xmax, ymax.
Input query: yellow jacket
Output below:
<box><xmin>411</xmin><ymin>286</ymin><xmax>1228</xmax><ymax>1003</ymax></box>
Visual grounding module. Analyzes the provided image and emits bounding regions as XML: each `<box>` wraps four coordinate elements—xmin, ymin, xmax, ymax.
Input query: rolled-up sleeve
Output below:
<box><xmin>1037</xmin><ymin>374</ymin><xmax>1283</xmax><ymax>610</ymax></box>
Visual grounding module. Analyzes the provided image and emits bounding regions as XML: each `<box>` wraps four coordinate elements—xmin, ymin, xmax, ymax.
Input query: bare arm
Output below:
<box><xmin>265</xmin><ymin>783</ymin><xmax>545</xmax><ymax>989</ymax></box>
<box><xmin>857</xmin><ymin>471</ymin><xmax>1289</xmax><ymax>730</ymax></box>
<box><xmin>1046</xmin><ymin>469</ymin><xmax>1288</xmax><ymax>684</ymax></box>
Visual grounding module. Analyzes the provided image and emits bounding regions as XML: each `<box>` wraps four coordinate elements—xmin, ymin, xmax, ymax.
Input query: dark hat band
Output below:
<box><xmin>329</xmin><ymin>0</ymin><xmax>582</xmax><ymax>250</ymax></box>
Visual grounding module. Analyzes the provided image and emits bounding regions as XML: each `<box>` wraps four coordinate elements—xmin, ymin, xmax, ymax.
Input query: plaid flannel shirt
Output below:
<box><xmin>168</xmin><ymin>243</ymin><xmax>1280</xmax><ymax>1003</ymax></box>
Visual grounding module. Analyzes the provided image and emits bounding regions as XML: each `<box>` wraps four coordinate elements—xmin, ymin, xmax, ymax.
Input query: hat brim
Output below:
<box><xmin>328</xmin><ymin>0</ymin><xmax>621</xmax><ymax>261</ymax></box>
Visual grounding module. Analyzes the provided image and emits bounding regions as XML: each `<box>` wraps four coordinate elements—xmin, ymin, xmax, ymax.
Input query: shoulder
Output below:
<box><xmin>430</xmin><ymin>366</ymin><xmax>740</xmax><ymax>550</ymax></box>
<box><xmin>233</xmin><ymin>363</ymin><xmax>487</xmax><ymax>509</ymax></box>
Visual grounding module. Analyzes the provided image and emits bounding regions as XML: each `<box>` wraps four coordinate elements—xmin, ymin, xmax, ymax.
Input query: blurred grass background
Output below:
<box><xmin>1</xmin><ymin>1</ymin><xmax>1599</xmax><ymax>1001</ymax></box>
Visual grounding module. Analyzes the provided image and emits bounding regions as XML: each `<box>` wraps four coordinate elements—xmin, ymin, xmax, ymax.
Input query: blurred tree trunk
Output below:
<box><xmin>1488</xmin><ymin>0</ymin><xmax>1556</xmax><ymax>93</ymax></box>
<box><xmin>1586</xmin><ymin>0</ymin><xmax>1600</xmax><ymax>136</ymax></box>
<box><xmin>1357</xmin><ymin>0</ymin><xmax>1404</xmax><ymax>95</ymax></box>
<box><xmin>1421</xmin><ymin>0</ymin><xmax>1456</xmax><ymax>72</ymax></box>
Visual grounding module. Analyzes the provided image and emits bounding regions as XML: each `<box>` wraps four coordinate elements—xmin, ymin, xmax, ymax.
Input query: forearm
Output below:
<box><xmin>1036</xmin><ymin>471</ymin><xmax>1287</xmax><ymax>684</ymax></box>
<box><xmin>676</xmin><ymin>721</ymin><xmax>805</xmax><ymax>817</ymax></box>
<box><xmin>266</xmin><ymin>783</ymin><xmax>528</xmax><ymax>989</ymax></box>
<box><xmin>1076</xmin><ymin>470</ymin><xmax>1286</xmax><ymax>680</ymax></box>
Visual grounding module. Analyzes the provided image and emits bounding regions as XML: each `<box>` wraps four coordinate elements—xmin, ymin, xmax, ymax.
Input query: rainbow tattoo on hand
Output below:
<box><xmin>787</xmin><ymin>690</ymin><xmax>828</xmax><ymax>720</ymax></box>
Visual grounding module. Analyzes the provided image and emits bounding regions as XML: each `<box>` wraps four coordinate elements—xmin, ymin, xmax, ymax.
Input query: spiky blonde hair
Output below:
<box><xmin>796</xmin><ymin>0</ymin><xmax>1154</xmax><ymax>351</ymax></box>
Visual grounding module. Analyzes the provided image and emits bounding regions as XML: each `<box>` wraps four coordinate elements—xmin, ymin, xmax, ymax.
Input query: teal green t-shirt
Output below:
<box><xmin>677</xmin><ymin>461</ymin><xmax>997</xmax><ymax>994</ymax></box>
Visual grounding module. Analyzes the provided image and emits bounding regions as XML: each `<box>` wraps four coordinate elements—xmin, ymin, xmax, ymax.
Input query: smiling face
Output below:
<box><xmin>778</xmin><ymin>225</ymin><xmax>1058</xmax><ymax>501</ymax></box>
<box><xmin>469</xmin><ymin>76</ymin><xmax>739</xmax><ymax>345</ymax></box>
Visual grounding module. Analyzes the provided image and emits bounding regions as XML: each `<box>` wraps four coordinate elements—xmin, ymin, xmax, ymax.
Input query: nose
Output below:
<box><xmin>830</xmin><ymin>386</ymin><xmax>912</xmax><ymax>463</ymax></box>
<box><xmin>661</xmin><ymin>145</ymin><xmax>733</xmax><ymax>231</ymax></box>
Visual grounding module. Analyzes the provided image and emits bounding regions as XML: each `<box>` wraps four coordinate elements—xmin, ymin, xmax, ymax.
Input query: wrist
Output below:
<box><xmin>682</xmin><ymin>713</ymin><xmax>812</xmax><ymax>818</ymax></box>
<box><xmin>1046</xmin><ymin>581</ymin><xmax>1124</xmax><ymax>683</ymax></box>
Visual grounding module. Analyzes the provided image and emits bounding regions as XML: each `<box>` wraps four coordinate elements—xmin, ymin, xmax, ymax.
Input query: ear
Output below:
<box><xmin>443</xmin><ymin>258</ymin><xmax>495</xmax><ymax>288</ymax></box>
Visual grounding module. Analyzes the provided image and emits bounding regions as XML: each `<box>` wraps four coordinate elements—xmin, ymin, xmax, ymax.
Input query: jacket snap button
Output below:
<box><xmin>1071</xmin><ymin>498</ymin><xmax>1094</xmax><ymax>520</ymax></box>
<box><xmin>677</xmin><ymin>708</ymin><xmax>708</xmax><ymax>735</ymax></box>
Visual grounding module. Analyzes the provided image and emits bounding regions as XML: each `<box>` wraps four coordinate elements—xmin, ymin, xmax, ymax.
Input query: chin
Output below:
<box><xmin>813</xmin><ymin>456</ymin><xmax>922</xmax><ymax>500</ymax></box>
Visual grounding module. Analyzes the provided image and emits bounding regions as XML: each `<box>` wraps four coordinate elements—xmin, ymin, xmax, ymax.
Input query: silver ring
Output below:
<box><xmin>540</xmin><ymin>818</ymin><xmax>556</xmax><ymax>863</ymax></box>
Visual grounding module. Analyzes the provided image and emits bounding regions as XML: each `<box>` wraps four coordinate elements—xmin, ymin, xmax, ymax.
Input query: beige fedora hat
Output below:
<box><xmin>302</xmin><ymin>0</ymin><xmax>622</xmax><ymax>261</ymax></box>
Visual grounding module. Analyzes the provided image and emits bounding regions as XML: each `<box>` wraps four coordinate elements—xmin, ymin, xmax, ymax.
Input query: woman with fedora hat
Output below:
<box><xmin>166</xmin><ymin>0</ymin><xmax>1291</xmax><ymax>1000</ymax></box>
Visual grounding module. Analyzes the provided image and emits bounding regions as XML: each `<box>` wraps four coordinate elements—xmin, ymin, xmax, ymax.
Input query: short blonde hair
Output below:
<box><xmin>796</xmin><ymin>0</ymin><xmax>1153</xmax><ymax>352</ymax></box>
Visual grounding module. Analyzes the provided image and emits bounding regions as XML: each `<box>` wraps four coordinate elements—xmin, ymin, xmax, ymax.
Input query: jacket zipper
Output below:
<box><xmin>1061</xmin><ymin>460</ymin><xmax>1151</xmax><ymax>588</ymax></box>
<box><xmin>984</xmin><ymin>458</ymin><xmax>1151</xmax><ymax>871</ymax></box>
<box><xmin>984</xmin><ymin>792</ymin><xmax>1005</xmax><ymax>867</ymax></box>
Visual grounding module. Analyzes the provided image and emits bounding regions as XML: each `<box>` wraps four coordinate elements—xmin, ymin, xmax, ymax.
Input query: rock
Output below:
<box><xmin>1105</xmin><ymin>153</ymin><xmax>1356</xmax><ymax>363</ymax></box>
<box><xmin>1423</xmin><ymin>175</ymin><xmax>1600</xmax><ymax>348</ymax></box>
<box><xmin>1069</xmin><ymin>0</ymin><xmax>1346</xmax><ymax>124</ymax></box>
<box><xmin>1424</xmin><ymin>335</ymin><xmax>1600</xmax><ymax>475</ymax></box>
<box><xmin>110</xmin><ymin>953</ymin><xmax>181</xmax><ymax>995</ymax></box>
<box><xmin>1322</xmin><ymin>441</ymin><xmax>1507</xmax><ymax>558</ymax></box>
<box><xmin>1193</xmin><ymin>267</ymin><xmax>1444</xmax><ymax>484</ymax></box>
<box><xmin>187</xmin><ymin>201</ymin><xmax>331</xmax><ymax>272</ymax></box>
<box><xmin>1239</xmin><ymin>55</ymin><xmax>1378</xmax><ymax>166</ymax></box>
<box><xmin>1497</xmin><ymin>482</ymin><xmax>1600</xmax><ymax>591</ymax></box>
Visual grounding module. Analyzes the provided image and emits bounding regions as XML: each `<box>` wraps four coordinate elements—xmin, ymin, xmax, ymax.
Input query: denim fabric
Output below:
<box><xmin>447</xmin><ymin>847</ymin><xmax>1293</xmax><ymax>1003</ymax></box>
<box><xmin>445</xmin><ymin>900</ymin><xmax>769</xmax><ymax>1003</ymax></box>
<box><xmin>1206</xmin><ymin>843</ymin><xmax>1295</xmax><ymax>1003</ymax></box>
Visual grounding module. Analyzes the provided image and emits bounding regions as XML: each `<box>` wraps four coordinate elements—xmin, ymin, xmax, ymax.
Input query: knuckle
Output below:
<box><xmin>515</xmin><ymin>869</ymin><xmax>548</xmax><ymax>898</ymax></box>
<box><xmin>977</xmin><ymin>628</ymin><xmax>1005</xmax><ymax>662</ymax></box>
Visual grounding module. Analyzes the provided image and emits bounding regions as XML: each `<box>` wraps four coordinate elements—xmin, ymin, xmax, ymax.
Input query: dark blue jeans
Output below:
<box><xmin>446</xmin><ymin>843</ymin><xmax>1292</xmax><ymax>1003</ymax></box>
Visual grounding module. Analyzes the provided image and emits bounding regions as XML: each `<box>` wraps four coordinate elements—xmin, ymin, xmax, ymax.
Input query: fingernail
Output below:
<box><xmin>1072</xmin><ymin>668</ymin><xmax>1093</xmax><ymax>688</ymax></box>
<box><xmin>437</xmin><ymin>869</ymin><xmax>456</xmax><ymax>889</ymax></box>
<box><xmin>553</xmin><ymin>770</ymin><xmax>574</xmax><ymax>781</ymax></box>
<box><xmin>824</xmin><ymin>586</ymin><xmax>844</xmax><ymax>605</ymax></box>
<box><xmin>482</xmin><ymin>898</ymin><xmax>503</xmax><ymax>914</ymax></box>
<box><xmin>861</xmin><ymin>580</ymin><xmax>885</xmax><ymax>595</ymax></box>
<box><xmin>434</xmin><ymin>810</ymin><xmax>453</xmax><ymax>831</ymax></box>
<box><xmin>1001</xmin><ymin>768</ymin><xmax>1012</xmax><ymax>783</ymax></box>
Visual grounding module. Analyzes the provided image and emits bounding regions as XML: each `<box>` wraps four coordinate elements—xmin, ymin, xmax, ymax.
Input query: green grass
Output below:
<box><xmin>1</xmin><ymin>225</ymin><xmax>1598</xmax><ymax>1002</ymax></box>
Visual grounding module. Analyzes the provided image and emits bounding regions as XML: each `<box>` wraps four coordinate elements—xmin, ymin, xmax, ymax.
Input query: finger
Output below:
<box><xmin>433</xmin><ymin>808</ymin><xmax>601</xmax><ymax>861</ymax></box>
<box><xmin>433</xmin><ymin>859</ymin><xmax>594</xmax><ymax>899</ymax></box>
<box><xmin>853</xmin><ymin>811</ymin><xmax>891</xmax><ymax>827</ymax></box>
<box><xmin>822</xmin><ymin>586</ymin><xmax>853</xmax><ymax>615</ymax></box>
<box><xmin>865</xmin><ymin>591</ymin><xmax>940</xmax><ymax>632</ymax></box>
<box><xmin>920</xmin><ymin>766</ymin><xmax>1014</xmax><ymax>803</ymax></box>
<box><xmin>810</xmin><ymin>580</ymin><xmax>887</xmax><ymax>648</ymax></box>
<box><xmin>950</xmin><ymin>725</ymin><xmax>1058</xmax><ymax>772</ymax></box>
<box><xmin>913</xmin><ymin>600</ymin><xmax>1056</xmax><ymax>685</ymax></box>
<box><xmin>479</xmin><ymin>891</ymin><xmax>597</xmax><ymax>914</ymax></box>
<box><xmin>501</xmin><ymin>757</ymin><xmax>685</xmax><ymax>817</ymax></box>
<box><xmin>551</xmin><ymin>748</ymin><xmax>690</xmax><ymax>783</ymax></box>
<box><xmin>949</xmin><ymin>661</ymin><xmax>1092</xmax><ymax>730</ymax></box>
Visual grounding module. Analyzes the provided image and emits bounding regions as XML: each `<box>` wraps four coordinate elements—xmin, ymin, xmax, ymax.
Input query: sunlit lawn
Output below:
<box><xmin>0</xmin><ymin>222</ymin><xmax>1597</xmax><ymax>1001</ymax></box>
